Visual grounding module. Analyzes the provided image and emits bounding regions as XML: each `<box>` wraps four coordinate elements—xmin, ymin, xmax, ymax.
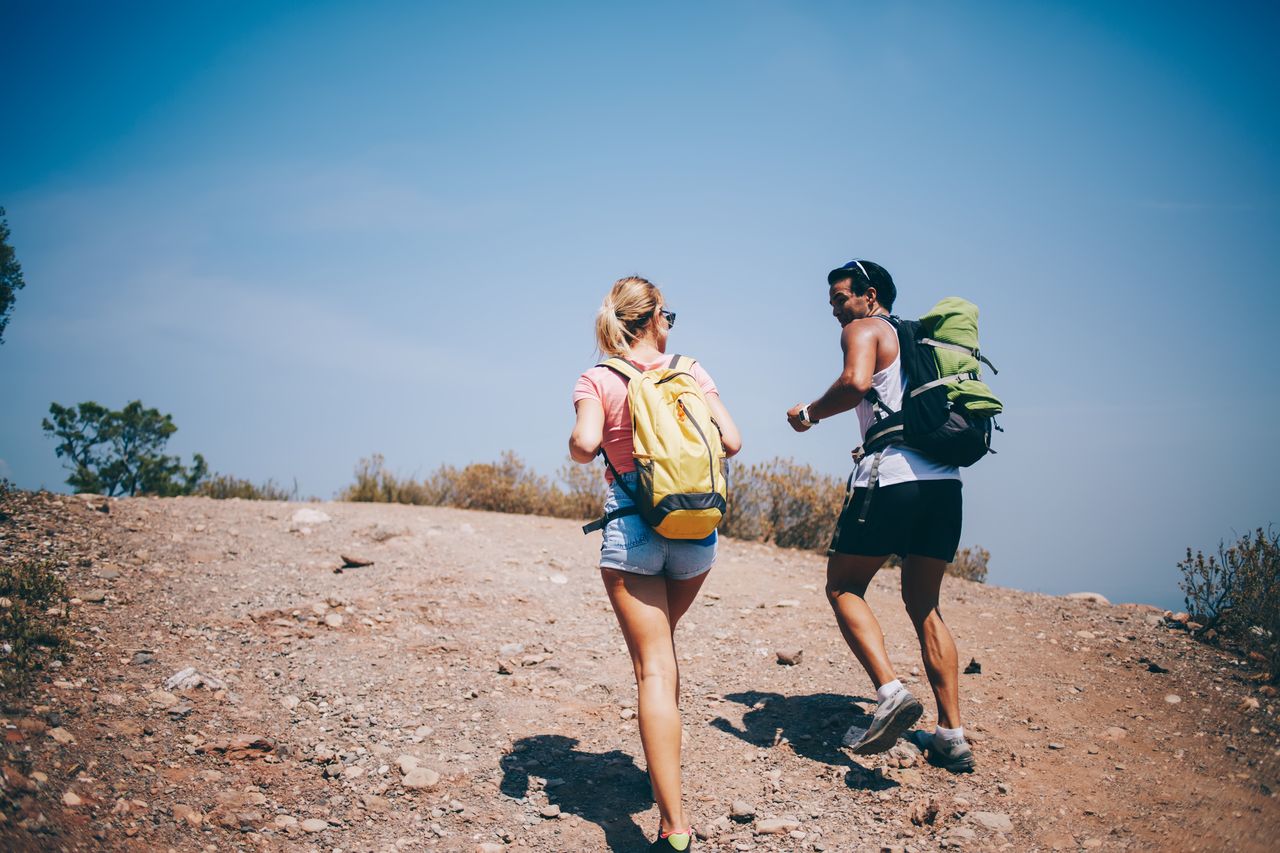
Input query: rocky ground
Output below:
<box><xmin>1</xmin><ymin>489</ymin><xmax>1277</xmax><ymax>852</ymax></box>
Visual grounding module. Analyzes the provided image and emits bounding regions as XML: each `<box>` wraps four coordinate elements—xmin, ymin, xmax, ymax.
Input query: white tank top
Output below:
<box><xmin>852</xmin><ymin>328</ymin><xmax>960</xmax><ymax>488</ymax></box>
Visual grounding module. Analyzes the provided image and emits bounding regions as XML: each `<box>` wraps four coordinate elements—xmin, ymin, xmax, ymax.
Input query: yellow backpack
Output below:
<box><xmin>582</xmin><ymin>354</ymin><xmax>727</xmax><ymax>540</ymax></box>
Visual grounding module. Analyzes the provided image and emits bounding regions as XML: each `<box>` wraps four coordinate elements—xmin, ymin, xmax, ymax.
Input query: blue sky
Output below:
<box><xmin>2</xmin><ymin>1</ymin><xmax>1277</xmax><ymax>608</ymax></box>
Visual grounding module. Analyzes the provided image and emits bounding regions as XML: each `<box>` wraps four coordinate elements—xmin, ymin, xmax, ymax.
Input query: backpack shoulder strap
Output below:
<box><xmin>667</xmin><ymin>353</ymin><xmax>695</xmax><ymax>372</ymax></box>
<box><xmin>599</xmin><ymin>357</ymin><xmax>643</xmax><ymax>381</ymax></box>
<box><xmin>918</xmin><ymin>337</ymin><xmax>999</xmax><ymax>374</ymax></box>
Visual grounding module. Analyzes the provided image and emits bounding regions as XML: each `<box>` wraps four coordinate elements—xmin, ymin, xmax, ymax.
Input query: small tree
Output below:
<box><xmin>0</xmin><ymin>206</ymin><xmax>26</xmax><ymax>345</ymax></box>
<box><xmin>41</xmin><ymin>400</ymin><xmax>207</xmax><ymax>496</ymax></box>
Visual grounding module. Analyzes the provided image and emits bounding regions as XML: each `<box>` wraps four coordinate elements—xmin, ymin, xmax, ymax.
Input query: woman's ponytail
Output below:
<box><xmin>594</xmin><ymin>276</ymin><xmax>660</xmax><ymax>357</ymax></box>
<box><xmin>596</xmin><ymin>296</ymin><xmax>630</xmax><ymax>357</ymax></box>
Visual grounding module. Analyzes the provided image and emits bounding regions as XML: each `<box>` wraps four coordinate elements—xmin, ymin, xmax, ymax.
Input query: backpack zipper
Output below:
<box><xmin>677</xmin><ymin>396</ymin><xmax>716</xmax><ymax>493</ymax></box>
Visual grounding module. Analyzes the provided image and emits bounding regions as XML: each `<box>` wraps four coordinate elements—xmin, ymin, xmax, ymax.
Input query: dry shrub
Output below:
<box><xmin>947</xmin><ymin>546</ymin><xmax>989</xmax><ymax>583</ymax></box>
<box><xmin>195</xmin><ymin>473</ymin><xmax>297</xmax><ymax>501</ymax></box>
<box><xmin>341</xmin><ymin>452</ymin><xmax>607</xmax><ymax>521</ymax></box>
<box><xmin>447</xmin><ymin>452</ymin><xmax>551</xmax><ymax>515</ymax></box>
<box><xmin>0</xmin><ymin>557</ymin><xmax>68</xmax><ymax>693</ymax></box>
<box><xmin>1180</xmin><ymin>527</ymin><xmax>1280</xmax><ymax>678</ymax></box>
<box><xmin>341</xmin><ymin>454</ymin><xmax>452</xmax><ymax>505</ymax></box>
<box><xmin>721</xmin><ymin>457</ymin><xmax>844</xmax><ymax>550</ymax></box>
<box><xmin>342</xmin><ymin>454</ymin><xmax>994</xmax><ymax>576</ymax></box>
<box><xmin>550</xmin><ymin>460</ymin><xmax>609</xmax><ymax>520</ymax></box>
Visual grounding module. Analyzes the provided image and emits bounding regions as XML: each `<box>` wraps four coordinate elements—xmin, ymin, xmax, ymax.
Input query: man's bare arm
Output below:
<box><xmin>787</xmin><ymin>321</ymin><xmax>879</xmax><ymax>429</ymax></box>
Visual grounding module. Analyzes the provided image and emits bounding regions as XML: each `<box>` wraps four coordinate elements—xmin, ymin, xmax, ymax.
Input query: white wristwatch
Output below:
<box><xmin>799</xmin><ymin>405</ymin><xmax>819</xmax><ymax>427</ymax></box>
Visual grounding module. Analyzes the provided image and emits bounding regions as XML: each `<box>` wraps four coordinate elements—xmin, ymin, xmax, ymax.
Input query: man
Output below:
<box><xmin>785</xmin><ymin>259</ymin><xmax>974</xmax><ymax>773</ymax></box>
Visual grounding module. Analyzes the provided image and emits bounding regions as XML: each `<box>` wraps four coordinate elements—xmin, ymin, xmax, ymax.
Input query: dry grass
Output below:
<box><xmin>194</xmin><ymin>474</ymin><xmax>298</xmax><ymax>501</ymax></box>
<box><xmin>340</xmin><ymin>453</ymin><xmax>606</xmax><ymax>521</ymax></box>
<box><xmin>0</xmin><ymin>556</ymin><xmax>68</xmax><ymax>694</ymax></box>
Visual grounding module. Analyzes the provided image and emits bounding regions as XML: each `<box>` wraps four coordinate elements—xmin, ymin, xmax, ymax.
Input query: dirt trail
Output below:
<box><xmin>2</xmin><ymin>491</ymin><xmax>1276</xmax><ymax>852</ymax></box>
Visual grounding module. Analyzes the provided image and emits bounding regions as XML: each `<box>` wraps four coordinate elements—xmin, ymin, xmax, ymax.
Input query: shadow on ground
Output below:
<box><xmin>500</xmin><ymin>734</ymin><xmax>654</xmax><ymax>851</ymax></box>
<box><xmin>710</xmin><ymin>691</ymin><xmax>896</xmax><ymax>790</ymax></box>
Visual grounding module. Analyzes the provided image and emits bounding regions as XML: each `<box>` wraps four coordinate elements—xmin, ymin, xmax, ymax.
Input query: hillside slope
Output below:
<box><xmin>2</xmin><ymin>491</ymin><xmax>1276</xmax><ymax>851</ymax></box>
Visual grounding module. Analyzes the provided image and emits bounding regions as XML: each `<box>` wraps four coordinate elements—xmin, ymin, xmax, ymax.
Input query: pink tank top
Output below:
<box><xmin>572</xmin><ymin>356</ymin><xmax>718</xmax><ymax>480</ymax></box>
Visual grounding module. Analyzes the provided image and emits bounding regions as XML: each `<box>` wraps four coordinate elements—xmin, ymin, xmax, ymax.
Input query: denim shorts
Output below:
<box><xmin>599</xmin><ymin>472</ymin><xmax>717</xmax><ymax>579</ymax></box>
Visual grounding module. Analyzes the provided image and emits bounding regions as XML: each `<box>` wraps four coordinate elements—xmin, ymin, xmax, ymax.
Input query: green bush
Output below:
<box><xmin>1180</xmin><ymin>527</ymin><xmax>1280</xmax><ymax>678</ymax></box>
<box><xmin>194</xmin><ymin>473</ymin><xmax>297</xmax><ymax>501</ymax></box>
<box><xmin>0</xmin><ymin>558</ymin><xmax>68</xmax><ymax>693</ymax></box>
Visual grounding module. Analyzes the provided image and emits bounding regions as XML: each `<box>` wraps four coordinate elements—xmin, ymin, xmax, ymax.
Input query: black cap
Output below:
<box><xmin>827</xmin><ymin>260</ymin><xmax>871</xmax><ymax>286</ymax></box>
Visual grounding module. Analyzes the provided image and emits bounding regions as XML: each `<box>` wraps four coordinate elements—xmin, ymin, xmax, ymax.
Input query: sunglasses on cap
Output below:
<box><xmin>828</xmin><ymin>260</ymin><xmax>871</xmax><ymax>286</ymax></box>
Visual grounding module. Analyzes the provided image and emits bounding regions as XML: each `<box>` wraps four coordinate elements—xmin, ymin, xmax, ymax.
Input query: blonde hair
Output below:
<box><xmin>595</xmin><ymin>276</ymin><xmax>661</xmax><ymax>357</ymax></box>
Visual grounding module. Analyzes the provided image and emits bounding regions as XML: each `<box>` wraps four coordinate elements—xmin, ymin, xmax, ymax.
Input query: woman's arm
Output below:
<box><xmin>706</xmin><ymin>392</ymin><xmax>742</xmax><ymax>457</ymax></box>
<box><xmin>569</xmin><ymin>398</ymin><xmax>605</xmax><ymax>463</ymax></box>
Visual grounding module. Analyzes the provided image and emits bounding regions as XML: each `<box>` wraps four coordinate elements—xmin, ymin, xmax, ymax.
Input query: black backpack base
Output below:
<box><xmin>908</xmin><ymin>406</ymin><xmax>993</xmax><ymax>468</ymax></box>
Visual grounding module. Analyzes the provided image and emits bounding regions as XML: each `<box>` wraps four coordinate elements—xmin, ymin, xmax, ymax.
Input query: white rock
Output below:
<box><xmin>1065</xmin><ymin>592</ymin><xmax>1110</xmax><ymax>605</ymax></box>
<box><xmin>970</xmin><ymin>811</ymin><xmax>1013</xmax><ymax>832</ymax></box>
<box><xmin>301</xmin><ymin>817</ymin><xmax>328</xmax><ymax>832</ymax></box>
<box><xmin>291</xmin><ymin>508</ymin><xmax>331</xmax><ymax>525</ymax></box>
<box><xmin>402</xmin><ymin>767</ymin><xmax>440</xmax><ymax>789</ymax></box>
<box><xmin>164</xmin><ymin>667</ymin><xmax>225</xmax><ymax>691</ymax></box>
<box><xmin>755</xmin><ymin>816</ymin><xmax>801</xmax><ymax>835</ymax></box>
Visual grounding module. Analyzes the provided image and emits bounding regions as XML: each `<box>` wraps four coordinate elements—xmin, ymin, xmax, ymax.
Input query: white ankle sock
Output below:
<box><xmin>934</xmin><ymin>724</ymin><xmax>964</xmax><ymax>743</ymax></box>
<box><xmin>876</xmin><ymin>680</ymin><xmax>904</xmax><ymax>703</ymax></box>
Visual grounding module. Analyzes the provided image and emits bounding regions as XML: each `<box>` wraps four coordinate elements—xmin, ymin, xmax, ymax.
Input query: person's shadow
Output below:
<box><xmin>500</xmin><ymin>734</ymin><xmax>653</xmax><ymax>851</ymax></box>
<box><xmin>710</xmin><ymin>691</ymin><xmax>898</xmax><ymax>790</ymax></box>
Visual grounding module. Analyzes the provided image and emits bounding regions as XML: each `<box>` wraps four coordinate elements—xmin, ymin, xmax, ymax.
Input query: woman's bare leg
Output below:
<box><xmin>602</xmin><ymin>568</ymin><xmax>701</xmax><ymax>834</ymax></box>
<box><xmin>665</xmin><ymin>569</ymin><xmax>710</xmax><ymax>702</ymax></box>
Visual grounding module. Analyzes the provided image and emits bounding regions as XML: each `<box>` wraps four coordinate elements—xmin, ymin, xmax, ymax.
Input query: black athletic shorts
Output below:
<box><xmin>829</xmin><ymin>479</ymin><xmax>962</xmax><ymax>561</ymax></box>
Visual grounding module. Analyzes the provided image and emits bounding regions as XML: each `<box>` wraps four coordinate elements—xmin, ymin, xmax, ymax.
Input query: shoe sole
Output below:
<box><xmin>849</xmin><ymin>696</ymin><xmax>924</xmax><ymax>755</ymax></box>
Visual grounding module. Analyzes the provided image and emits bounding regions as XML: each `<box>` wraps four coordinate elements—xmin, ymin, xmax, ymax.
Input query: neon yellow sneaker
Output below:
<box><xmin>650</xmin><ymin>829</ymin><xmax>693</xmax><ymax>851</ymax></box>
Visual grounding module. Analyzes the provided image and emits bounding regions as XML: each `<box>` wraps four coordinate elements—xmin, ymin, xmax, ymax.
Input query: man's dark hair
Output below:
<box><xmin>827</xmin><ymin>259</ymin><xmax>897</xmax><ymax>311</ymax></box>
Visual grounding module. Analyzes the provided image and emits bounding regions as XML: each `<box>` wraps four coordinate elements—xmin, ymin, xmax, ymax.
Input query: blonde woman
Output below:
<box><xmin>569</xmin><ymin>276</ymin><xmax>741</xmax><ymax>851</ymax></box>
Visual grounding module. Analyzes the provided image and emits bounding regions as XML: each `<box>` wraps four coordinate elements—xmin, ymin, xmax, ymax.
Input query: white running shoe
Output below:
<box><xmin>842</xmin><ymin>688</ymin><xmax>924</xmax><ymax>755</ymax></box>
<box><xmin>911</xmin><ymin>728</ymin><xmax>976</xmax><ymax>773</ymax></box>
